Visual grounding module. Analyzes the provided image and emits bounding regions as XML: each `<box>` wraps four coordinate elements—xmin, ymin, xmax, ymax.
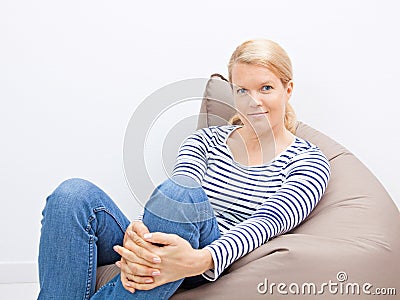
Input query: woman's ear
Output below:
<box><xmin>285</xmin><ymin>80</ymin><xmax>294</xmax><ymax>101</ymax></box>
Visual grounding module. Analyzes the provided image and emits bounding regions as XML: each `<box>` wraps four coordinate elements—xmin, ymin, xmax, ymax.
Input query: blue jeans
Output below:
<box><xmin>38</xmin><ymin>176</ymin><xmax>221</xmax><ymax>299</ymax></box>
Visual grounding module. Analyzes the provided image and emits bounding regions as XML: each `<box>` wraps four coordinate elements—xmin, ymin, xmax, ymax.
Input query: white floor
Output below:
<box><xmin>0</xmin><ymin>283</ymin><xmax>39</xmax><ymax>300</ymax></box>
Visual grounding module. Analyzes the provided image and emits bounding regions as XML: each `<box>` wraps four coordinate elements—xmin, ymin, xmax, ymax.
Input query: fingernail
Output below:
<box><xmin>113</xmin><ymin>245</ymin><xmax>119</xmax><ymax>252</ymax></box>
<box><xmin>153</xmin><ymin>257</ymin><xmax>161</xmax><ymax>263</ymax></box>
<box><xmin>152</xmin><ymin>271</ymin><xmax>160</xmax><ymax>276</ymax></box>
<box><xmin>144</xmin><ymin>233</ymin><xmax>152</xmax><ymax>239</ymax></box>
<box><xmin>128</xmin><ymin>231</ymin><xmax>134</xmax><ymax>237</ymax></box>
<box><xmin>125</xmin><ymin>282</ymin><xmax>132</xmax><ymax>287</ymax></box>
<box><xmin>115</xmin><ymin>261</ymin><xmax>121</xmax><ymax>268</ymax></box>
<box><xmin>145</xmin><ymin>279</ymin><xmax>153</xmax><ymax>283</ymax></box>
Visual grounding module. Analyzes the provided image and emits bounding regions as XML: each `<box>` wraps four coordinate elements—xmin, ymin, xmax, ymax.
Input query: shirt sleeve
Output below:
<box><xmin>202</xmin><ymin>147</ymin><xmax>331</xmax><ymax>281</ymax></box>
<box><xmin>171</xmin><ymin>129</ymin><xmax>208</xmax><ymax>183</ymax></box>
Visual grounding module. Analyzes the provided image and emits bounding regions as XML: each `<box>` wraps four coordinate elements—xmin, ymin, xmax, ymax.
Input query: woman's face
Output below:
<box><xmin>231</xmin><ymin>63</ymin><xmax>293</xmax><ymax>133</ymax></box>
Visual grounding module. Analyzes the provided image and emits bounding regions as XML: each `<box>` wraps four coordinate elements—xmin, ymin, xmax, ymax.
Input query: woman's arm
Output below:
<box><xmin>171</xmin><ymin>129</ymin><xmax>209</xmax><ymax>183</ymax></box>
<box><xmin>203</xmin><ymin>148</ymin><xmax>331</xmax><ymax>280</ymax></box>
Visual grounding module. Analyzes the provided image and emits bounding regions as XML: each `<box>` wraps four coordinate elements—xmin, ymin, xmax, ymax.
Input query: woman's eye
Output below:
<box><xmin>236</xmin><ymin>88</ymin><xmax>247</xmax><ymax>95</ymax></box>
<box><xmin>261</xmin><ymin>85</ymin><xmax>272</xmax><ymax>91</ymax></box>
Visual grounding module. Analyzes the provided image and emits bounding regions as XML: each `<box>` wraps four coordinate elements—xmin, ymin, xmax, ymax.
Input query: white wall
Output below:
<box><xmin>0</xmin><ymin>0</ymin><xmax>399</xmax><ymax>283</ymax></box>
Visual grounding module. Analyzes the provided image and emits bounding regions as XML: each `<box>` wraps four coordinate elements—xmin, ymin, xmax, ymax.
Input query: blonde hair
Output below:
<box><xmin>228</xmin><ymin>39</ymin><xmax>297</xmax><ymax>134</ymax></box>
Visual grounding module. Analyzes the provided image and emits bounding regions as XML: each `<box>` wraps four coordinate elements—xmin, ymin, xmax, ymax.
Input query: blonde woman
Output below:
<box><xmin>38</xmin><ymin>39</ymin><xmax>330</xmax><ymax>299</ymax></box>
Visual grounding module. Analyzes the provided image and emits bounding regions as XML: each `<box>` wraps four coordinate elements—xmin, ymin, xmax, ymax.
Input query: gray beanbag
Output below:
<box><xmin>172</xmin><ymin>75</ymin><xmax>400</xmax><ymax>299</ymax></box>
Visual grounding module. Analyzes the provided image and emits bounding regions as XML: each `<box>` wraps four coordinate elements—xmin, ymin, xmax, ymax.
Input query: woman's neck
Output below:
<box><xmin>238</xmin><ymin>124</ymin><xmax>293</xmax><ymax>154</ymax></box>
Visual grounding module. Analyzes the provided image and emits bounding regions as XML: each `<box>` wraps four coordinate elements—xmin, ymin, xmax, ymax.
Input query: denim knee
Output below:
<box><xmin>154</xmin><ymin>175</ymin><xmax>207</xmax><ymax>204</ymax></box>
<box><xmin>144</xmin><ymin>175</ymin><xmax>215</xmax><ymax>224</ymax></box>
<box><xmin>44</xmin><ymin>178</ymin><xmax>99</xmax><ymax>216</ymax></box>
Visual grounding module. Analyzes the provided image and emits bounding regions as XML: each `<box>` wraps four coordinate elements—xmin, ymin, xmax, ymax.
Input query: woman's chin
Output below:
<box><xmin>244</xmin><ymin>121</ymin><xmax>273</xmax><ymax>133</ymax></box>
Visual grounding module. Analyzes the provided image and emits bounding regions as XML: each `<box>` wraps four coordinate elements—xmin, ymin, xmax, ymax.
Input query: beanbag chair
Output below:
<box><xmin>172</xmin><ymin>75</ymin><xmax>400</xmax><ymax>299</ymax></box>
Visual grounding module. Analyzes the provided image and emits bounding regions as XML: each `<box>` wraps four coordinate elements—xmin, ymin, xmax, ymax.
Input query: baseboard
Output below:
<box><xmin>0</xmin><ymin>262</ymin><xmax>38</xmax><ymax>284</ymax></box>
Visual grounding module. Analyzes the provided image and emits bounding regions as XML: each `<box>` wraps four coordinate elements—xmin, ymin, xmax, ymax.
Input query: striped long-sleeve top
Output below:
<box><xmin>172</xmin><ymin>125</ymin><xmax>331</xmax><ymax>281</ymax></box>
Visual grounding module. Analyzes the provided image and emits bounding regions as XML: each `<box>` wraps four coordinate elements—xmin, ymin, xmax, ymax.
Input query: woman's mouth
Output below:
<box><xmin>248</xmin><ymin>111</ymin><xmax>268</xmax><ymax>117</ymax></box>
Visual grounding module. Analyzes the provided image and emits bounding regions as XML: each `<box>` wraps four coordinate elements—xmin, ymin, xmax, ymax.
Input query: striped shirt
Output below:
<box><xmin>172</xmin><ymin>125</ymin><xmax>331</xmax><ymax>280</ymax></box>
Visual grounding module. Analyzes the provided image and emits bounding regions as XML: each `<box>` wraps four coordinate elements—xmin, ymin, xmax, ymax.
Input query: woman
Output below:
<box><xmin>38</xmin><ymin>39</ymin><xmax>331</xmax><ymax>299</ymax></box>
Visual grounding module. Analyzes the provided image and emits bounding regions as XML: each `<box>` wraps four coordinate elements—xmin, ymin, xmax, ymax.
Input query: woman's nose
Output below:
<box><xmin>248</xmin><ymin>91</ymin><xmax>263</xmax><ymax>106</ymax></box>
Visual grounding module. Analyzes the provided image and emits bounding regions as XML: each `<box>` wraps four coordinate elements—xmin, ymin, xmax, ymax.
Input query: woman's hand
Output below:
<box><xmin>114</xmin><ymin>228</ymin><xmax>213</xmax><ymax>292</ymax></box>
<box><xmin>115</xmin><ymin>221</ymin><xmax>162</xmax><ymax>293</ymax></box>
